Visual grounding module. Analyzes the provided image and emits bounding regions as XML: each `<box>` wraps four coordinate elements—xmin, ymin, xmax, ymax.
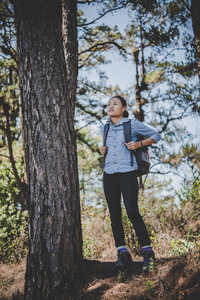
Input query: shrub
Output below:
<box><xmin>0</xmin><ymin>162</ymin><xmax>28</xmax><ymax>263</ymax></box>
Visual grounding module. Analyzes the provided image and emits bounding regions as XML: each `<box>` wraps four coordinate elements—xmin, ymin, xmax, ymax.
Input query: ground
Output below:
<box><xmin>0</xmin><ymin>253</ymin><xmax>199</xmax><ymax>300</ymax></box>
<box><xmin>0</xmin><ymin>260</ymin><xmax>26</xmax><ymax>300</ymax></box>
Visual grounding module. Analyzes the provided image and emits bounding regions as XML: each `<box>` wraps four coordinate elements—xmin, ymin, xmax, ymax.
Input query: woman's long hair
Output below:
<box><xmin>109</xmin><ymin>95</ymin><xmax>129</xmax><ymax>117</ymax></box>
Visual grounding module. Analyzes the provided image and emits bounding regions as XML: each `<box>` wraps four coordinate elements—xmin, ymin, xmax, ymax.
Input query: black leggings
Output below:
<box><xmin>103</xmin><ymin>171</ymin><xmax>150</xmax><ymax>248</ymax></box>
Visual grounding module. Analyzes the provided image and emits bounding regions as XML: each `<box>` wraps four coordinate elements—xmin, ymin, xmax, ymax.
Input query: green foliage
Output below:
<box><xmin>169</xmin><ymin>227</ymin><xmax>200</xmax><ymax>257</ymax></box>
<box><xmin>118</xmin><ymin>271</ymin><xmax>125</xmax><ymax>283</ymax></box>
<box><xmin>82</xmin><ymin>208</ymin><xmax>113</xmax><ymax>260</ymax></box>
<box><xmin>82</xmin><ymin>234</ymin><xmax>98</xmax><ymax>260</ymax></box>
<box><xmin>77</xmin><ymin>127</ymin><xmax>106</xmax><ymax>210</ymax></box>
<box><xmin>0</xmin><ymin>204</ymin><xmax>28</xmax><ymax>263</ymax></box>
<box><xmin>177</xmin><ymin>165</ymin><xmax>200</xmax><ymax>238</ymax></box>
<box><xmin>78</xmin><ymin>11</ymin><xmax>126</xmax><ymax>69</ymax></box>
<box><xmin>182</xmin><ymin>144</ymin><xmax>200</xmax><ymax>170</ymax></box>
<box><xmin>145</xmin><ymin>69</ymin><xmax>165</xmax><ymax>85</ymax></box>
<box><xmin>0</xmin><ymin>154</ymin><xmax>28</xmax><ymax>263</ymax></box>
<box><xmin>145</xmin><ymin>280</ymin><xmax>155</xmax><ymax>295</ymax></box>
<box><xmin>0</xmin><ymin>58</ymin><xmax>20</xmax><ymax>150</ymax></box>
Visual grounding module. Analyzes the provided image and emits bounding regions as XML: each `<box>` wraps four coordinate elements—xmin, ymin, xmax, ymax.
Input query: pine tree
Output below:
<box><xmin>12</xmin><ymin>0</ymin><xmax>82</xmax><ymax>298</ymax></box>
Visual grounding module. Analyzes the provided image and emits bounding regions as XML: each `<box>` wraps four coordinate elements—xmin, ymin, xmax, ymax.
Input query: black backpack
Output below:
<box><xmin>102</xmin><ymin>119</ymin><xmax>150</xmax><ymax>177</ymax></box>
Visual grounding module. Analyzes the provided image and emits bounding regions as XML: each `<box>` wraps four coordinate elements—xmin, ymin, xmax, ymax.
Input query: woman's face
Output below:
<box><xmin>107</xmin><ymin>97</ymin><xmax>126</xmax><ymax>117</ymax></box>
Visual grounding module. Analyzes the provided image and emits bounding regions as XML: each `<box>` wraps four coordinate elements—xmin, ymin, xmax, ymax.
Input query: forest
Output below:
<box><xmin>0</xmin><ymin>0</ymin><xmax>200</xmax><ymax>299</ymax></box>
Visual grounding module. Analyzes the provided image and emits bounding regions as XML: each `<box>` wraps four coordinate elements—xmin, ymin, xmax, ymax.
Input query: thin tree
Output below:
<box><xmin>191</xmin><ymin>0</ymin><xmax>200</xmax><ymax>84</ymax></box>
<box><xmin>12</xmin><ymin>0</ymin><xmax>82</xmax><ymax>299</ymax></box>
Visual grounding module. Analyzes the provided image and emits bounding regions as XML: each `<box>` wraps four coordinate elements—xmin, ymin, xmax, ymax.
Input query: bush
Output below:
<box><xmin>0</xmin><ymin>162</ymin><xmax>28</xmax><ymax>263</ymax></box>
<box><xmin>178</xmin><ymin>167</ymin><xmax>200</xmax><ymax>235</ymax></box>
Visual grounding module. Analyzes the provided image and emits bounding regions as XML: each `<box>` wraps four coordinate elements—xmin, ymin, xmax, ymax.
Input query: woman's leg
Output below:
<box><xmin>103</xmin><ymin>172</ymin><xmax>125</xmax><ymax>247</ymax></box>
<box><xmin>118</xmin><ymin>171</ymin><xmax>151</xmax><ymax>247</ymax></box>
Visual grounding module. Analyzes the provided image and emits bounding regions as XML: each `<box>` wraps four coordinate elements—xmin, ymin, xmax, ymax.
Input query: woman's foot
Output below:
<box><xmin>113</xmin><ymin>249</ymin><xmax>132</xmax><ymax>270</ymax></box>
<box><xmin>142</xmin><ymin>249</ymin><xmax>155</xmax><ymax>274</ymax></box>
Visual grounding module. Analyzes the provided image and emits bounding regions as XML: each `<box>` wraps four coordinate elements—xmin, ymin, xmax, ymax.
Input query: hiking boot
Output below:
<box><xmin>112</xmin><ymin>250</ymin><xmax>132</xmax><ymax>271</ymax></box>
<box><xmin>142</xmin><ymin>249</ymin><xmax>155</xmax><ymax>274</ymax></box>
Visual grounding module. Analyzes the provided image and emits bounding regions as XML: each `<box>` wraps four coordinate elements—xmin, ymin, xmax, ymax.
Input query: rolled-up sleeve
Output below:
<box><xmin>132</xmin><ymin>119</ymin><xmax>161</xmax><ymax>143</ymax></box>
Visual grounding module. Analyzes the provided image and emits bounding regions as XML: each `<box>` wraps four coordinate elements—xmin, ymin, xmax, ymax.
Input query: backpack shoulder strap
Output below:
<box><xmin>123</xmin><ymin>119</ymin><xmax>132</xmax><ymax>143</ymax></box>
<box><xmin>102</xmin><ymin>121</ymin><xmax>110</xmax><ymax>168</ymax></box>
<box><xmin>103</xmin><ymin>121</ymin><xmax>110</xmax><ymax>147</ymax></box>
<box><xmin>123</xmin><ymin>119</ymin><xmax>133</xmax><ymax>167</ymax></box>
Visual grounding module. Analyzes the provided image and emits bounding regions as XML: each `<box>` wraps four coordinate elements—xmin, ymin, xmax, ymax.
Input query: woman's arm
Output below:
<box><xmin>125</xmin><ymin>119</ymin><xmax>161</xmax><ymax>150</ymax></box>
<box><xmin>125</xmin><ymin>137</ymin><xmax>155</xmax><ymax>150</ymax></box>
<box><xmin>132</xmin><ymin>119</ymin><xmax>161</xmax><ymax>143</ymax></box>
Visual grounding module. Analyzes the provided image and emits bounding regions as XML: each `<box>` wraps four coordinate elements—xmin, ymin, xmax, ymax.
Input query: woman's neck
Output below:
<box><xmin>111</xmin><ymin>116</ymin><xmax>123</xmax><ymax>125</ymax></box>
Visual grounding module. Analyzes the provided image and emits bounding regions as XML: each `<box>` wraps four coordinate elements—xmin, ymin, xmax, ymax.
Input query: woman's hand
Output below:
<box><xmin>125</xmin><ymin>141</ymin><xmax>140</xmax><ymax>150</ymax></box>
<box><xmin>100</xmin><ymin>146</ymin><xmax>108</xmax><ymax>155</ymax></box>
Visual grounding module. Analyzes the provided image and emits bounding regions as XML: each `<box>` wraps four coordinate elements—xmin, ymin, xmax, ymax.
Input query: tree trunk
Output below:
<box><xmin>191</xmin><ymin>0</ymin><xmax>200</xmax><ymax>85</ymax></box>
<box><xmin>12</xmin><ymin>0</ymin><xmax>82</xmax><ymax>299</ymax></box>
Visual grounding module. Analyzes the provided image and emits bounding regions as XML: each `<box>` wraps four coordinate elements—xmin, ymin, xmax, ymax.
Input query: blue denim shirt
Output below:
<box><xmin>101</xmin><ymin>117</ymin><xmax>161</xmax><ymax>174</ymax></box>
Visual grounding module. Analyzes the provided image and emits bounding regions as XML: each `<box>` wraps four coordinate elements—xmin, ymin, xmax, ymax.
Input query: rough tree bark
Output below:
<box><xmin>12</xmin><ymin>0</ymin><xmax>82</xmax><ymax>299</ymax></box>
<box><xmin>191</xmin><ymin>0</ymin><xmax>200</xmax><ymax>85</ymax></box>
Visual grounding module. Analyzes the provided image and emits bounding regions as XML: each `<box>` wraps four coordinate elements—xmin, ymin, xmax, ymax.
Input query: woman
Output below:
<box><xmin>100</xmin><ymin>95</ymin><xmax>161</xmax><ymax>273</ymax></box>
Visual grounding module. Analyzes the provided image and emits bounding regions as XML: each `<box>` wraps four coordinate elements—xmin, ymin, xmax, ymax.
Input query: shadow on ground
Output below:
<box><xmin>74</xmin><ymin>253</ymin><xmax>200</xmax><ymax>300</ymax></box>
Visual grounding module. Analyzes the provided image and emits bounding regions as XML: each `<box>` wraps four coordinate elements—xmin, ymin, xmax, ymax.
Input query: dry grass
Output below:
<box><xmin>82</xmin><ymin>208</ymin><xmax>198</xmax><ymax>261</ymax></box>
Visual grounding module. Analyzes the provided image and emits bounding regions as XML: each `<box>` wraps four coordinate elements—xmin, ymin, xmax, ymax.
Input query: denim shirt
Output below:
<box><xmin>101</xmin><ymin>117</ymin><xmax>161</xmax><ymax>174</ymax></box>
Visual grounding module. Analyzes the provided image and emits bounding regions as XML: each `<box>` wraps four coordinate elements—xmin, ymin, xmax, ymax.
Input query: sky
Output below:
<box><xmin>78</xmin><ymin>3</ymin><xmax>134</xmax><ymax>92</ymax></box>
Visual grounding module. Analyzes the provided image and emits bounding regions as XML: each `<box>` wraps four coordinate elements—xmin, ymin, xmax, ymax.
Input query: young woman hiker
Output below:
<box><xmin>100</xmin><ymin>95</ymin><xmax>161</xmax><ymax>273</ymax></box>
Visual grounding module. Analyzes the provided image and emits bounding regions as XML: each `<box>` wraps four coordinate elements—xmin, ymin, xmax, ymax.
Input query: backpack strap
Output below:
<box><xmin>102</xmin><ymin>121</ymin><xmax>110</xmax><ymax>168</ymax></box>
<box><xmin>103</xmin><ymin>122</ymin><xmax>110</xmax><ymax>147</ymax></box>
<box><xmin>123</xmin><ymin>120</ymin><xmax>133</xmax><ymax>167</ymax></box>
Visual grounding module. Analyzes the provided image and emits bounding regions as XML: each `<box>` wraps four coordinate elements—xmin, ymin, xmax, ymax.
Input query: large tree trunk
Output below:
<box><xmin>12</xmin><ymin>0</ymin><xmax>82</xmax><ymax>299</ymax></box>
<box><xmin>191</xmin><ymin>0</ymin><xmax>200</xmax><ymax>85</ymax></box>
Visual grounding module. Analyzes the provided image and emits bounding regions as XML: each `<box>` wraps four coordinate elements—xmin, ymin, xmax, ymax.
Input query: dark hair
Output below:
<box><xmin>109</xmin><ymin>95</ymin><xmax>129</xmax><ymax>117</ymax></box>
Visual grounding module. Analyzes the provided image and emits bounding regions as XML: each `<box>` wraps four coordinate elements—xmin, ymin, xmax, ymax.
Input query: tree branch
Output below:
<box><xmin>76</xmin><ymin>101</ymin><xmax>103</xmax><ymax>121</ymax></box>
<box><xmin>0</xmin><ymin>153</ymin><xmax>10</xmax><ymax>159</ymax></box>
<box><xmin>76</xmin><ymin>120</ymin><xmax>97</xmax><ymax>132</ymax></box>
<box><xmin>76</xmin><ymin>131</ymin><xmax>100</xmax><ymax>154</ymax></box>
<box><xmin>0</xmin><ymin>45</ymin><xmax>17</xmax><ymax>62</ymax></box>
<box><xmin>180</xmin><ymin>0</ymin><xmax>191</xmax><ymax>11</ymax></box>
<box><xmin>0</xmin><ymin>96</ymin><xmax>28</xmax><ymax>209</ymax></box>
<box><xmin>77</xmin><ymin>4</ymin><xmax>126</xmax><ymax>27</ymax></box>
<box><xmin>2</xmin><ymin>0</ymin><xmax>14</xmax><ymax>16</ymax></box>
<box><xmin>77</xmin><ymin>0</ymin><xmax>96</xmax><ymax>4</ymax></box>
<box><xmin>79</xmin><ymin>40</ymin><xmax>127</xmax><ymax>55</ymax></box>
